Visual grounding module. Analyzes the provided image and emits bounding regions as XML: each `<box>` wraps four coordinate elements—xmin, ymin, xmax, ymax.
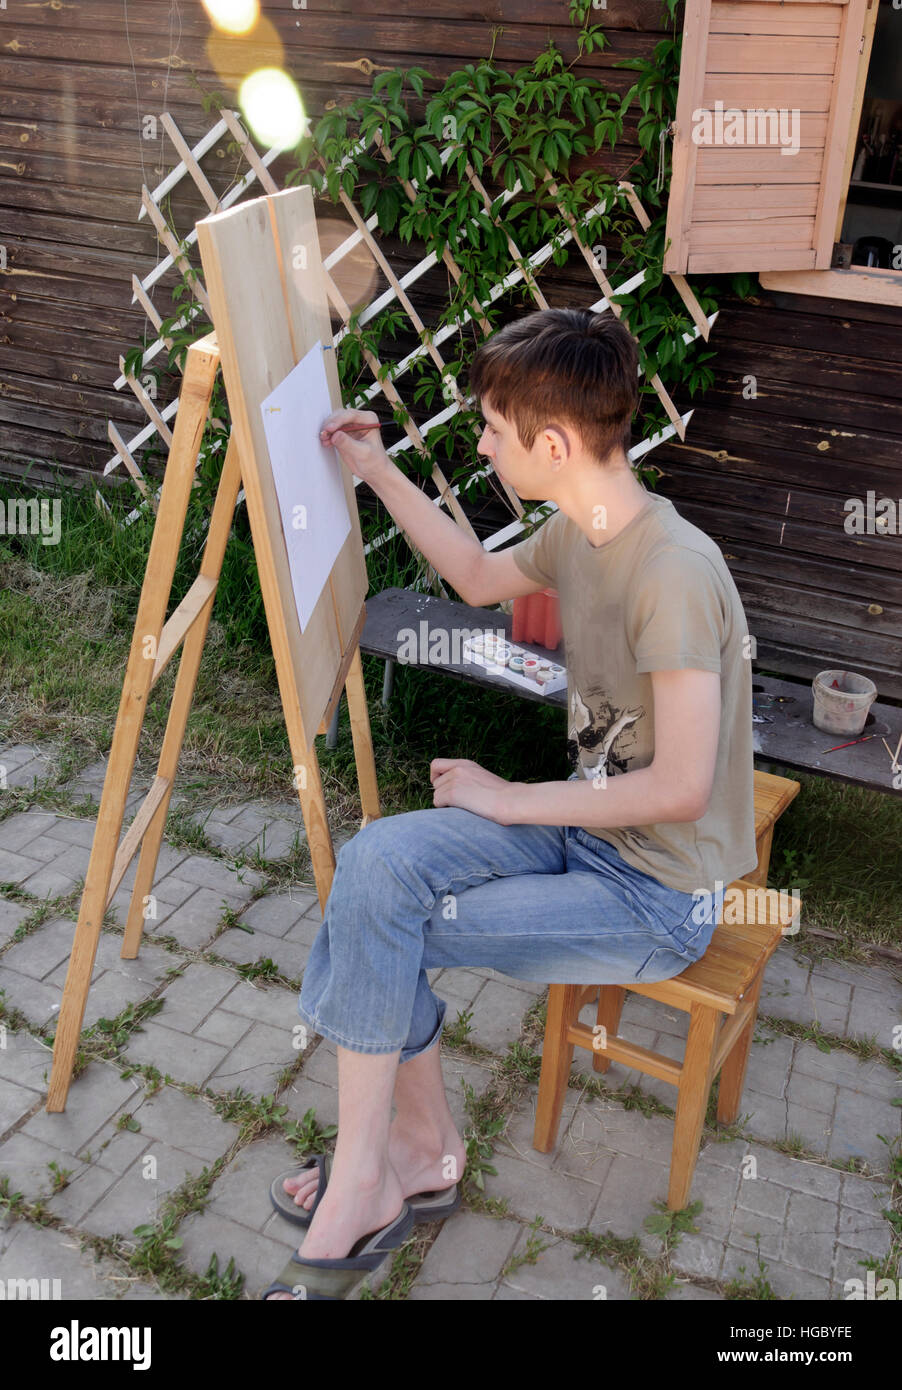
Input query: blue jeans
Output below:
<box><xmin>298</xmin><ymin>799</ymin><xmax>725</xmax><ymax>1063</ymax></box>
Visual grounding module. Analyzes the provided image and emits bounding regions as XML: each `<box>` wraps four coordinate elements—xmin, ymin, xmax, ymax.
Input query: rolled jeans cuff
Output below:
<box><xmin>296</xmin><ymin>991</ymin><xmax>447</xmax><ymax>1064</ymax></box>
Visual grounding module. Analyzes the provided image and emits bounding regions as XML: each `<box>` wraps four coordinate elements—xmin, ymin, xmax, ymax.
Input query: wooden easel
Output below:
<box><xmin>47</xmin><ymin>188</ymin><xmax>380</xmax><ymax>1111</ymax></box>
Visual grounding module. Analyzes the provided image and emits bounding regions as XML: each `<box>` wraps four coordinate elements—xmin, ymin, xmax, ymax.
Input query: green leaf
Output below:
<box><xmin>422</xmin><ymin>142</ymin><xmax>444</xmax><ymax>180</ymax></box>
<box><xmin>360</xmin><ymin>180</ymin><xmax>379</xmax><ymax>217</ymax></box>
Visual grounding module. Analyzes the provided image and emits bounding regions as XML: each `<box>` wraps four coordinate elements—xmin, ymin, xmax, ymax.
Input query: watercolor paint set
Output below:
<box><xmin>461</xmin><ymin>630</ymin><xmax>568</xmax><ymax>696</ymax></box>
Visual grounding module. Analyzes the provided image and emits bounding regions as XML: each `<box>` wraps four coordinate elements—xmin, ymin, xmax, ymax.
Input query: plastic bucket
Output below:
<box><xmin>811</xmin><ymin>669</ymin><xmax>877</xmax><ymax>736</ymax></box>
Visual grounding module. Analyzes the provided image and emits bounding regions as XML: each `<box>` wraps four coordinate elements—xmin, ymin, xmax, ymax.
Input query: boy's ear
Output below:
<box><xmin>543</xmin><ymin>421</ymin><xmax>572</xmax><ymax>461</ymax></box>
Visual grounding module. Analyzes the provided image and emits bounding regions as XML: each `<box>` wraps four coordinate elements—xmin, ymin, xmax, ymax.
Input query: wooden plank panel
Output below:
<box><xmin>5</xmin><ymin>0</ymin><xmax>671</xmax><ymax>29</ymax></box>
<box><xmin>0</xmin><ymin>370</ymin><xmax>149</xmax><ymax>421</ymax></box>
<box><xmin>693</xmin><ymin>183</ymin><xmax>820</xmax><ymax>216</ymax></box>
<box><xmin>726</xmin><ymin>545</ymin><xmax>902</xmax><ymax>611</ymax></box>
<box><xmin>708</xmin><ymin>340</ymin><xmax>902</xmax><ymax>399</ymax></box>
<box><xmin>1</xmin><ymin>18</ymin><xmax>660</xmax><ymax>68</ymax></box>
<box><xmin>689</xmin><ymin>248</ymin><xmax>818</xmax><ymax>271</ymax></box>
<box><xmin>720</xmin><ymin>295</ymin><xmax>902</xmax><ymax>357</ymax></box>
<box><xmin>705</xmin><ymin>35</ymin><xmax>838</xmax><ymax>74</ymax></box>
<box><xmin>689</xmin><ymin>122</ymin><xmax>828</xmax><ymax>155</ymax></box>
<box><xmin>2</xmin><ymin>209</ymin><xmax>162</xmax><ymax>255</ymax></box>
<box><xmin>701</xmin><ymin>74</ymin><xmax>832</xmax><ymax>109</ymax></box>
<box><xmin>727</xmin><ymin>572</ymin><xmax>899</xmax><ymax>641</ymax></box>
<box><xmin>664</xmin><ymin>490</ymin><xmax>902</xmax><ymax>575</ymax></box>
<box><xmin>683</xmin><ymin>401</ymin><xmax>902</xmax><ymax>471</ymax></box>
<box><xmin>742</xmin><ymin>611</ymin><xmax>902</xmax><ymax>683</ymax></box>
<box><xmin>658</xmin><ymin>466</ymin><xmax>902</xmax><ymax>553</ymax></box>
<box><xmin>1</xmin><ymin>292</ymin><xmax>148</xmax><ymax>338</ymax></box>
<box><xmin>710</xmin><ymin>2</ymin><xmax>842</xmax><ymax>34</ymax></box>
<box><xmin>695</xmin><ymin>149</ymin><xmax>825</xmax><ymax>183</ymax></box>
<box><xmin>689</xmin><ymin>217</ymin><xmax>815</xmax><ymax>247</ymax></box>
<box><xmin>696</xmin><ymin>373</ymin><xmax>902</xmax><ymax>437</ymax></box>
<box><xmin>0</xmin><ymin>421</ymin><xmax>111</xmax><ymax>468</ymax></box>
<box><xmin>653</xmin><ymin>447</ymin><xmax>900</xmax><ymax>533</ymax></box>
<box><xmin>690</xmin><ymin>115</ymin><xmax>828</xmax><ymax>150</ymax></box>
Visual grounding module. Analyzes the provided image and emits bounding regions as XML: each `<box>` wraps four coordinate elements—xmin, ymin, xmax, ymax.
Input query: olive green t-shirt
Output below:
<box><xmin>508</xmin><ymin>490</ymin><xmax>758</xmax><ymax>894</ymax></box>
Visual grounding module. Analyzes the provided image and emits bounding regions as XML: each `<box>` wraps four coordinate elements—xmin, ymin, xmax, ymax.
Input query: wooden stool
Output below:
<box><xmin>533</xmin><ymin>770</ymin><xmax>801</xmax><ymax>1209</ymax></box>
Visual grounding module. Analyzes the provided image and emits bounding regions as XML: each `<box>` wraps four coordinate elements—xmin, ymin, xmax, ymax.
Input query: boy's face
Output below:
<box><xmin>476</xmin><ymin>399</ymin><xmax>547</xmax><ymax>500</ymax></box>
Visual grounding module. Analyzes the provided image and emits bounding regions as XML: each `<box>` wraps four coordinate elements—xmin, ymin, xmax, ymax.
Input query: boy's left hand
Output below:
<box><xmin>429</xmin><ymin>758</ymin><xmax>514</xmax><ymax>823</ymax></box>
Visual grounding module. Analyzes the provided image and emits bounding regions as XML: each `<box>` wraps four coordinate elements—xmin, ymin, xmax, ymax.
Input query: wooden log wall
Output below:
<box><xmin>0</xmin><ymin>0</ymin><xmax>664</xmax><ymax>485</ymax></box>
<box><xmin>1</xmin><ymin>1</ymin><xmax>900</xmax><ymax>698</ymax></box>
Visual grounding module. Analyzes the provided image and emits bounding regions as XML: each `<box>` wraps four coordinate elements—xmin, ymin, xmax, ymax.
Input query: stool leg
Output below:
<box><xmin>747</xmin><ymin>824</ymin><xmax>774</xmax><ymax>888</ymax></box>
<box><xmin>533</xmin><ymin>984</ymin><xmax>580</xmax><ymax>1153</ymax></box>
<box><xmin>668</xmin><ymin>1002</ymin><xmax>719</xmax><ymax>1209</ymax></box>
<box><xmin>593</xmin><ymin>985</ymin><xmax>626</xmax><ymax>1074</ymax></box>
<box><xmin>717</xmin><ymin>972</ymin><xmax>764</xmax><ymax>1125</ymax></box>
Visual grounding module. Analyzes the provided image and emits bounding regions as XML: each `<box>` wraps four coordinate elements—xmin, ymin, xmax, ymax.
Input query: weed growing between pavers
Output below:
<box><xmin>500</xmin><ymin>1214</ymin><xmax>553</xmax><ymax>1279</ymax></box>
<box><xmin>47</xmin><ymin>1159</ymin><xmax>72</xmax><ymax>1193</ymax></box>
<box><xmin>282</xmin><ymin>1107</ymin><xmax>339</xmax><ymax>1157</ymax></box>
<box><xmin>0</xmin><ymin>882</ymin><xmax>85</xmax><ymax>940</ymax></box>
<box><xmin>60</xmin><ymin>999</ymin><xmax>166</xmax><ymax>1080</ymax></box>
<box><xmin>0</xmin><ymin>987</ymin><xmax>29</xmax><ymax>1033</ymax></box>
<box><xmin>441</xmin><ymin>1006</ymin><xmax>474</xmax><ymax>1049</ymax></box>
<box><xmin>572</xmin><ymin>1226</ymin><xmax>681</xmax><ymax>1299</ymax></box>
<box><xmin>757</xmin><ymin>1012</ymin><xmax>902</xmax><ymax>1076</ymax></box>
<box><xmin>722</xmin><ymin>1236</ymin><xmax>779</xmax><ymax>1300</ymax></box>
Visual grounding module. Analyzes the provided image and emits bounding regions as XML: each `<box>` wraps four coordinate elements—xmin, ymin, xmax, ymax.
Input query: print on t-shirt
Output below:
<box><xmin>567</xmin><ymin>681</ymin><xmax>645</xmax><ymax>780</ymax></box>
<box><xmin>567</xmin><ymin>682</ymin><xmax>651</xmax><ymax>849</ymax></box>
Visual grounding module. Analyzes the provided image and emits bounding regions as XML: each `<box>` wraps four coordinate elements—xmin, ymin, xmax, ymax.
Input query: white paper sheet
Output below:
<box><xmin>260</xmin><ymin>342</ymin><xmax>352</xmax><ymax>632</ymax></box>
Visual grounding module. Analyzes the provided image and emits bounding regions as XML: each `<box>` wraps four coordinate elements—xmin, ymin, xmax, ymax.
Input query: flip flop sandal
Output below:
<box><xmin>261</xmin><ymin>1202</ymin><xmax>415</xmax><ymax>1301</ymax></box>
<box><xmin>270</xmin><ymin>1156</ymin><xmax>461</xmax><ymax>1228</ymax></box>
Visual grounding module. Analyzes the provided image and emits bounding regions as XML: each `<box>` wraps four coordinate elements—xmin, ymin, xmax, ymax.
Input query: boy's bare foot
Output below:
<box><xmin>279</xmin><ymin>1121</ymin><xmax>467</xmax><ymax>1216</ymax></box>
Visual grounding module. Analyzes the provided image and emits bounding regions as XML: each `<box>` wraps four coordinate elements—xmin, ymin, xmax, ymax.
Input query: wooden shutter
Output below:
<box><xmin>663</xmin><ymin>0</ymin><xmax>870</xmax><ymax>274</ymax></box>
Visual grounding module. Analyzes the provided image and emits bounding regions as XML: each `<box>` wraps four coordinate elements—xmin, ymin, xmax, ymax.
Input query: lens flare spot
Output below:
<box><xmin>201</xmin><ymin>0</ymin><xmax>260</xmax><ymax>34</ymax></box>
<box><xmin>239</xmin><ymin>68</ymin><xmax>307</xmax><ymax>151</ymax></box>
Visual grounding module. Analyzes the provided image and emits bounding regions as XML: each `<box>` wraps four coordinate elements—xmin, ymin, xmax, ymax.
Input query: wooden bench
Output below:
<box><xmin>533</xmin><ymin>771</ymin><xmax>801</xmax><ymax>1210</ymax></box>
<box><xmin>356</xmin><ymin>588</ymin><xmax>901</xmax><ymax>794</ymax></box>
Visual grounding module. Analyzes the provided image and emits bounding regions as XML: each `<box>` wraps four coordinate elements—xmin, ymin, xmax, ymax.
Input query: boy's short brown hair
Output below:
<box><xmin>468</xmin><ymin>307</ymin><xmax>639</xmax><ymax>465</ymax></box>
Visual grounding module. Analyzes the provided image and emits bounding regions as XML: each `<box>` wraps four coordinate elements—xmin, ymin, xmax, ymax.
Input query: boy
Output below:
<box><xmin>263</xmin><ymin>307</ymin><xmax>758</xmax><ymax>1300</ymax></box>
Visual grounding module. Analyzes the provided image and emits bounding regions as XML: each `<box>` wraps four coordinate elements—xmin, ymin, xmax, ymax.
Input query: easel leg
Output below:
<box><xmin>326</xmin><ymin>697</ymin><xmax>341</xmax><ymax>750</ymax></box>
<box><xmin>122</xmin><ymin>435</ymin><xmax>243</xmax><ymax>958</ymax></box>
<box><xmin>46</xmin><ymin>338</ymin><xmax>220</xmax><ymax>1111</ymax></box>
<box><xmin>286</xmin><ymin>727</ymin><xmax>336</xmax><ymax>916</ymax></box>
<box><xmin>345</xmin><ymin>646</ymin><xmax>381</xmax><ymax>827</ymax></box>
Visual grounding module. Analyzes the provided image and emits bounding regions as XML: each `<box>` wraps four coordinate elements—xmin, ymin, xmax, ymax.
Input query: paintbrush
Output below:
<box><xmin>320</xmin><ymin>423</ymin><xmax>383</xmax><ymax>437</ymax></box>
<box><xmin>821</xmin><ymin>734</ymin><xmax>879</xmax><ymax>753</ymax></box>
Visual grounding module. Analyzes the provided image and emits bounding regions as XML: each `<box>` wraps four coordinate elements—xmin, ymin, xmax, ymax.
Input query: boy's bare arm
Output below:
<box><xmin>319</xmin><ymin>408</ymin><xmax>546</xmax><ymax>606</ymax></box>
<box><xmin>506</xmin><ymin>669</ymin><xmax>721</xmax><ymax>827</ymax></box>
<box><xmin>447</xmin><ymin>669</ymin><xmax>721</xmax><ymax>828</ymax></box>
